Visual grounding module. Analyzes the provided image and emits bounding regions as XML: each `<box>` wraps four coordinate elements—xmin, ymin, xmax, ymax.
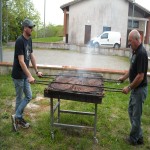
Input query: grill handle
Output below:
<box><xmin>35</xmin><ymin>80</ymin><xmax>123</xmax><ymax>92</ymax></box>
<box><xmin>35</xmin><ymin>80</ymin><xmax>49</xmax><ymax>85</ymax></box>
<box><xmin>42</xmin><ymin>75</ymin><xmax>122</xmax><ymax>84</ymax></box>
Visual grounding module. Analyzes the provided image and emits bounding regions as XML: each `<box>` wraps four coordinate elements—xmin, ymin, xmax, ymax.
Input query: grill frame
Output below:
<box><xmin>46</xmin><ymin>97</ymin><xmax>99</xmax><ymax>143</ymax></box>
<box><xmin>44</xmin><ymin>72</ymin><xmax>104</xmax><ymax>142</ymax></box>
<box><xmin>44</xmin><ymin>88</ymin><xmax>103</xmax><ymax>104</ymax></box>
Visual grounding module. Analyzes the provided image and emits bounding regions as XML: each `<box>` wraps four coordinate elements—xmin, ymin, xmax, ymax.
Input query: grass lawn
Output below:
<box><xmin>0</xmin><ymin>74</ymin><xmax>150</xmax><ymax>150</ymax></box>
<box><xmin>32</xmin><ymin>37</ymin><xmax>63</xmax><ymax>43</ymax></box>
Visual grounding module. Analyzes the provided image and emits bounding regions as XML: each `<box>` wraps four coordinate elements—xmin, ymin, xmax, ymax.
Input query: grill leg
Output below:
<box><xmin>50</xmin><ymin>98</ymin><xmax>54</xmax><ymax>139</ymax></box>
<box><xmin>57</xmin><ymin>98</ymin><xmax>60</xmax><ymax>122</ymax></box>
<box><xmin>94</xmin><ymin>103</ymin><xmax>98</xmax><ymax>143</ymax></box>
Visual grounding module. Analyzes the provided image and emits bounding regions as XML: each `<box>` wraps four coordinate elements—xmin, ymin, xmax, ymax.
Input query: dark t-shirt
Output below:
<box><xmin>11</xmin><ymin>35</ymin><xmax>33</xmax><ymax>79</ymax></box>
<box><xmin>129</xmin><ymin>44</ymin><xmax>148</xmax><ymax>88</ymax></box>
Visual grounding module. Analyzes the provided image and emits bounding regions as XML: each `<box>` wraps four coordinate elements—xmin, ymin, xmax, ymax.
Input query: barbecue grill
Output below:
<box><xmin>36</xmin><ymin>71</ymin><xmax>122</xmax><ymax>143</ymax></box>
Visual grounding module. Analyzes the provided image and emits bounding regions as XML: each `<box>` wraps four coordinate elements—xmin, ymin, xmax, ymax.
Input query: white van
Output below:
<box><xmin>90</xmin><ymin>31</ymin><xmax>121</xmax><ymax>49</ymax></box>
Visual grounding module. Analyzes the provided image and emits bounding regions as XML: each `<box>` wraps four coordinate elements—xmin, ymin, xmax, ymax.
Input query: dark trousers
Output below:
<box><xmin>128</xmin><ymin>86</ymin><xmax>148</xmax><ymax>142</ymax></box>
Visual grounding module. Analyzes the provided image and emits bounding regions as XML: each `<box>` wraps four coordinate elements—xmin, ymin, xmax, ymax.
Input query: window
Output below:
<box><xmin>103</xmin><ymin>26</ymin><xmax>111</xmax><ymax>32</ymax></box>
<box><xmin>128</xmin><ymin>20</ymin><xmax>139</xmax><ymax>28</ymax></box>
<box><xmin>101</xmin><ymin>33</ymin><xmax>108</xmax><ymax>39</ymax></box>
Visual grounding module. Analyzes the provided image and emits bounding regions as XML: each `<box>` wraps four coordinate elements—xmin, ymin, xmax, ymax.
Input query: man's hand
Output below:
<box><xmin>36</xmin><ymin>71</ymin><xmax>43</xmax><ymax>77</ymax></box>
<box><xmin>118</xmin><ymin>76</ymin><xmax>124</xmax><ymax>83</ymax></box>
<box><xmin>122</xmin><ymin>86</ymin><xmax>130</xmax><ymax>94</ymax></box>
<box><xmin>28</xmin><ymin>76</ymin><xmax>35</xmax><ymax>84</ymax></box>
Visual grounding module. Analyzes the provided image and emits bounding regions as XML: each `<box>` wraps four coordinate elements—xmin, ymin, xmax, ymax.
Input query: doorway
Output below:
<box><xmin>84</xmin><ymin>25</ymin><xmax>91</xmax><ymax>44</ymax></box>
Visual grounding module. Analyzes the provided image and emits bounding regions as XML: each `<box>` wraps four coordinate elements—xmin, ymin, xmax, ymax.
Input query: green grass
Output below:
<box><xmin>32</xmin><ymin>37</ymin><xmax>63</xmax><ymax>43</ymax></box>
<box><xmin>0</xmin><ymin>74</ymin><xmax>150</xmax><ymax>150</ymax></box>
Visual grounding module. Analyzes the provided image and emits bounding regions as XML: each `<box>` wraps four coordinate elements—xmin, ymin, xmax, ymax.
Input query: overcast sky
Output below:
<box><xmin>32</xmin><ymin>0</ymin><xmax>150</xmax><ymax>25</ymax></box>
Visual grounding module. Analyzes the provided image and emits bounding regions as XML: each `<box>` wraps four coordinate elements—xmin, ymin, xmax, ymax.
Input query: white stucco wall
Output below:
<box><xmin>68</xmin><ymin>0</ymin><xmax>129</xmax><ymax>48</ymax></box>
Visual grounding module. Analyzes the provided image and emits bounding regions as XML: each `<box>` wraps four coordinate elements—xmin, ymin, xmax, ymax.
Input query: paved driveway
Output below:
<box><xmin>3</xmin><ymin>49</ymin><xmax>130</xmax><ymax>71</ymax></box>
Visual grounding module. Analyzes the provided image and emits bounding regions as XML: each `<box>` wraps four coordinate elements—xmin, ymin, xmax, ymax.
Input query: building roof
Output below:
<box><xmin>127</xmin><ymin>0</ymin><xmax>150</xmax><ymax>15</ymax></box>
<box><xmin>60</xmin><ymin>0</ymin><xmax>85</xmax><ymax>10</ymax></box>
<box><xmin>60</xmin><ymin>0</ymin><xmax>150</xmax><ymax>16</ymax></box>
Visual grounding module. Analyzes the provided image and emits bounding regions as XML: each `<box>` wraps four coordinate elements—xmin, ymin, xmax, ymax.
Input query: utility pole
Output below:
<box><xmin>0</xmin><ymin>0</ymin><xmax>3</xmax><ymax>62</ymax></box>
<box><xmin>6</xmin><ymin>0</ymin><xmax>8</xmax><ymax>44</ymax></box>
<box><xmin>132</xmin><ymin>0</ymin><xmax>135</xmax><ymax>28</ymax></box>
<box><xmin>44</xmin><ymin>0</ymin><xmax>46</xmax><ymax>37</ymax></box>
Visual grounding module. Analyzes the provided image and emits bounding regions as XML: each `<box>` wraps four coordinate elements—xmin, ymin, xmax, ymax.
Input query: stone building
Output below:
<box><xmin>61</xmin><ymin>0</ymin><xmax>150</xmax><ymax>48</ymax></box>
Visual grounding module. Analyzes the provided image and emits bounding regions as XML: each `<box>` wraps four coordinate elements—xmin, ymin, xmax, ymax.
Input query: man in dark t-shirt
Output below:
<box><xmin>11</xmin><ymin>19</ymin><xmax>43</xmax><ymax>132</ymax></box>
<box><xmin>119</xmin><ymin>29</ymin><xmax>148</xmax><ymax>145</ymax></box>
<box><xmin>12</xmin><ymin>35</ymin><xmax>32</xmax><ymax>79</ymax></box>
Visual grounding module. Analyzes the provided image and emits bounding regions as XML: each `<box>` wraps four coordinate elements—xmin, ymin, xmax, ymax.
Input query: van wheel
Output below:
<box><xmin>94</xmin><ymin>43</ymin><xmax>99</xmax><ymax>48</ymax></box>
<box><xmin>114</xmin><ymin>44</ymin><xmax>120</xmax><ymax>49</ymax></box>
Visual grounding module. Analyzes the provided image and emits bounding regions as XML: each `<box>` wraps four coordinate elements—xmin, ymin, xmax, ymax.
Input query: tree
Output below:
<box><xmin>37</xmin><ymin>24</ymin><xmax>63</xmax><ymax>38</ymax></box>
<box><xmin>2</xmin><ymin>0</ymin><xmax>40</xmax><ymax>42</ymax></box>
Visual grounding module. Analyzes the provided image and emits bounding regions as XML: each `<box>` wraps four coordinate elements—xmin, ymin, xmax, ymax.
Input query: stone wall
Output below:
<box><xmin>0</xmin><ymin>62</ymin><xmax>150</xmax><ymax>82</ymax></box>
<box><xmin>7</xmin><ymin>42</ymin><xmax>131</xmax><ymax>57</ymax></box>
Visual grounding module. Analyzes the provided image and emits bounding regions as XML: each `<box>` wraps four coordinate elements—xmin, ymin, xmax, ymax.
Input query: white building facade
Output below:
<box><xmin>61</xmin><ymin>0</ymin><xmax>150</xmax><ymax>48</ymax></box>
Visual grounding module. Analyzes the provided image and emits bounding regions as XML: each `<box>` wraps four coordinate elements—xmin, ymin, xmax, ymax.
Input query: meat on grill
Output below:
<box><xmin>72</xmin><ymin>85</ymin><xmax>103</xmax><ymax>93</ymax></box>
<box><xmin>50</xmin><ymin>83</ymin><xmax>72</xmax><ymax>90</ymax></box>
<box><xmin>55</xmin><ymin>76</ymin><xmax>103</xmax><ymax>85</ymax></box>
<box><xmin>48</xmin><ymin>75</ymin><xmax>104</xmax><ymax>95</ymax></box>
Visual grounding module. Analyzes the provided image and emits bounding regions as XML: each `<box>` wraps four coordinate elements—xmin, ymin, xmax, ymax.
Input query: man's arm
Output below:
<box><xmin>118</xmin><ymin>70</ymin><xmax>129</xmax><ymax>82</ymax></box>
<box><xmin>129</xmin><ymin>73</ymin><xmax>144</xmax><ymax>89</ymax></box>
<box><xmin>122</xmin><ymin>73</ymin><xmax>144</xmax><ymax>94</ymax></box>
<box><xmin>30</xmin><ymin>53</ymin><xmax>43</xmax><ymax>77</ymax></box>
<box><xmin>18</xmin><ymin>55</ymin><xmax>35</xmax><ymax>83</ymax></box>
<box><xmin>30</xmin><ymin>53</ymin><xmax>38</xmax><ymax>73</ymax></box>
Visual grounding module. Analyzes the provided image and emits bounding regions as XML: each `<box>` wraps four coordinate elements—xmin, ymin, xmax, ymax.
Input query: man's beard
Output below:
<box><xmin>27</xmin><ymin>32</ymin><xmax>31</xmax><ymax>37</ymax></box>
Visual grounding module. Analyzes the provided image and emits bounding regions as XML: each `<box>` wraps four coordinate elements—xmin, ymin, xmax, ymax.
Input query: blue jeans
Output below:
<box><xmin>128</xmin><ymin>86</ymin><xmax>148</xmax><ymax>143</ymax></box>
<box><xmin>12</xmin><ymin>78</ymin><xmax>32</xmax><ymax>119</ymax></box>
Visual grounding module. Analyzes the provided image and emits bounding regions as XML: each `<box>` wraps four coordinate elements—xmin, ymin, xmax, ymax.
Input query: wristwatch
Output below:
<box><xmin>128</xmin><ymin>86</ymin><xmax>132</xmax><ymax>91</ymax></box>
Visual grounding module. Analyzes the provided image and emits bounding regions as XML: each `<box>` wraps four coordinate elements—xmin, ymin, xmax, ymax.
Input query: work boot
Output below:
<box><xmin>17</xmin><ymin>118</ymin><xmax>30</xmax><ymax>128</ymax></box>
<box><xmin>137</xmin><ymin>137</ymin><xmax>144</xmax><ymax>145</ymax></box>
<box><xmin>11</xmin><ymin>114</ymin><xmax>18</xmax><ymax>132</ymax></box>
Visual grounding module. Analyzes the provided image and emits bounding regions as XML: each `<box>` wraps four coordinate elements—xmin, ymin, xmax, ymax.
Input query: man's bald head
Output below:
<box><xmin>128</xmin><ymin>29</ymin><xmax>141</xmax><ymax>51</ymax></box>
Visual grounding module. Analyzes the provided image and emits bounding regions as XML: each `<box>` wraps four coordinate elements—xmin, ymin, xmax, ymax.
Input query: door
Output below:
<box><xmin>84</xmin><ymin>25</ymin><xmax>91</xmax><ymax>44</ymax></box>
<box><xmin>99</xmin><ymin>33</ymin><xmax>109</xmax><ymax>46</ymax></box>
<box><xmin>138</xmin><ymin>31</ymin><xmax>144</xmax><ymax>42</ymax></box>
